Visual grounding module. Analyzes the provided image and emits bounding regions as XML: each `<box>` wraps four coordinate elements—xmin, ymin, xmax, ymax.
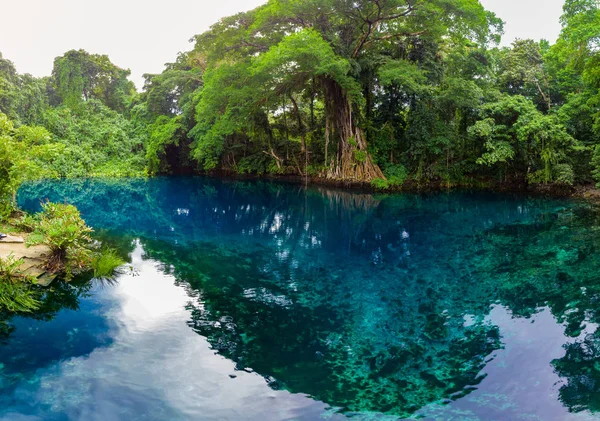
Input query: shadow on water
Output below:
<box><xmin>13</xmin><ymin>176</ymin><xmax>600</xmax><ymax>419</ymax></box>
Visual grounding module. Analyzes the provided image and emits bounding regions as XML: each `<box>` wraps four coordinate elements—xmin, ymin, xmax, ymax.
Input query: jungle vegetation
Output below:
<box><xmin>0</xmin><ymin>0</ymin><xmax>599</xmax><ymax>196</ymax></box>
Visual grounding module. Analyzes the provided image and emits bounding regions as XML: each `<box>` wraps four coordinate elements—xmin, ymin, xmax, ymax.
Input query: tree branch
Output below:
<box><xmin>351</xmin><ymin>1</ymin><xmax>419</xmax><ymax>58</ymax></box>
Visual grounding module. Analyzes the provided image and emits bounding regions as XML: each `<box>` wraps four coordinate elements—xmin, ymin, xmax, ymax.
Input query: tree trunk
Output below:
<box><xmin>535</xmin><ymin>80</ymin><xmax>552</xmax><ymax>111</ymax></box>
<box><xmin>325</xmin><ymin>117</ymin><xmax>330</xmax><ymax>167</ymax></box>
<box><xmin>289</xmin><ymin>93</ymin><xmax>308</xmax><ymax>173</ymax></box>
<box><xmin>321</xmin><ymin>77</ymin><xmax>384</xmax><ymax>182</ymax></box>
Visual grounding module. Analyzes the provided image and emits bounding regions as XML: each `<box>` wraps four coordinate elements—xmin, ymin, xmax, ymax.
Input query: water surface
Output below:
<box><xmin>4</xmin><ymin>177</ymin><xmax>600</xmax><ymax>420</ymax></box>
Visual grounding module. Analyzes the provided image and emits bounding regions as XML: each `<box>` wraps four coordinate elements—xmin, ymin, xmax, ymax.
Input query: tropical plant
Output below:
<box><xmin>0</xmin><ymin>254</ymin><xmax>40</xmax><ymax>312</ymax></box>
<box><xmin>91</xmin><ymin>248</ymin><xmax>125</xmax><ymax>279</ymax></box>
<box><xmin>26</xmin><ymin>202</ymin><xmax>94</xmax><ymax>277</ymax></box>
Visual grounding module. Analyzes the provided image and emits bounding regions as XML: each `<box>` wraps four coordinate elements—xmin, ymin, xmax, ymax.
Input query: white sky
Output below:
<box><xmin>480</xmin><ymin>0</ymin><xmax>564</xmax><ymax>46</ymax></box>
<box><xmin>0</xmin><ymin>0</ymin><xmax>565</xmax><ymax>90</ymax></box>
<box><xmin>0</xmin><ymin>0</ymin><xmax>264</xmax><ymax>89</ymax></box>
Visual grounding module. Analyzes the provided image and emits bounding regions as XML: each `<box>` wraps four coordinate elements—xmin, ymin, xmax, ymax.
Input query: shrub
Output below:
<box><xmin>528</xmin><ymin>164</ymin><xmax>575</xmax><ymax>186</ymax></box>
<box><xmin>306</xmin><ymin>164</ymin><xmax>326</xmax><ymax>177</ymax></box>
<box><xmin>10</xmin><ymin>212</ymin><xmax>37</xmax><ymax>233</ymax></box>
<box><xmin>384</xmin><ymin>164</ymin><xmax>409</xmax><ymax>187</ymax></box>
<box><xmin>91</xmin><ymin>248</ymin><xmax>125</xmax><ymax>279</ymax></box>
<box><xmin>26</xmin><ymin>202</ymin><xmax>93</xmax><ymax>278</ymax></box>
<box><xmin>235</xmin><ymin>155</ymin><xmax>268</xmax><ymax>175</ymax></box>
<box><xmin>371</xmin><ymin>178</ymin><xmax>390</xmax><ymax>190</ymax></box>
<box><xmin>0</xmin><ymin>201</ymin><xmax>13</xmax><ymax>222</ymax></box>
<box><xmin>554</xmin><ymin>163</ymin><xmax>575</xmax><ymax>185</ymax></box>
<box><xmin>592</xmin><ymin>145</ymin><xmax>600</xmax><ymax>187</ymax></box>
<box><xmin>372</xmin><ymin>165</ymin><xmax>410</xmax><ymax>190</ymax></box>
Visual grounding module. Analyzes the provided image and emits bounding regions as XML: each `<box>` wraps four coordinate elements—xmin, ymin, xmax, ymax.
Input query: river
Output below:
<box><xmin>1</xmin><ymin>177</ymin><xmax>599</xmax><ymax>420</ymax></box>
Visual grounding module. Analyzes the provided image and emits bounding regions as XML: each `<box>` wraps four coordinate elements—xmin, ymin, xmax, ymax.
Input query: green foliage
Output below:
<box><xmin>10</xmin><ymin>213</ymin><xmax>37</xmax><ymax>233</ymax></box>
<box><xmin>470</xmin><ymin>118</ymin><xmax>515</xmax><ymax>166</ymax></box>
<box><xmin>251</xmin><ymin>28</ymin><xmax>358</xmax><ymax>97</ymax></box>
<box><xmin>146</xmin><ymin>116</ymin><xmax>183</xmax><ymax>175</ymax></box>
<box><xmin>40</xmin><ymin>100</ymin><xmax>146</xmax><ymax>177</ymax></box>
<box><xmin>371</xmin><ymin>165</ymin><xmax>409</xmax><ymax>190</ymax></box>
<box><xmin>469</xmin><ymin>95</ymin><xmax>576</xmax><ymax>183</ymax></box>
<box><xmin>0</xmin><ymin>49</ymin><xmax>146</xmax><ymax>186</ymax></box>
<box><xmin>354</xmin><ymin>150</ymin><xmax>367</xmax><ymax>163</ymax></box>
<box><xmin>0</xmin><ymin>54</ymin><xmax>48</xmax><ymax>126</ymax></box>
<box><xmin>51</xmin><ymin>49</ymin><xmax>135</xmax><ymax>112</ymax></box>
<box><xmin>236</xmin><ymin>155</ymin><xmax>269</xmax><ymax>175</ymax></box>
<box><xmin>384</xmin><ymin>164</ymin><xmax>409</xmax><ymax>186</ymax></box>
<box><xmin>371</xmin><ymin>178</ymin><xmax>391</xmax><ymax>190</ymax></box>
<box><xmin>0</xmin><ymin>281</ymin><xmax>40</xmax><ymax>313</ymax></box>
<box><xmin>378</xmin><ymin>60</ymin><xmax>428</xmax><ymax>94</ymax></box>
<box><xmin>0</xmin><ymin>254</ymin><xmax>30</xmax><ymax>280</ymax></box>
<box><xmin>0</xmin><ymin>112</ymin><xmax>62</xmax><ymax>218</ymax></box>
<box><xmin>0</xmin><ymin>0</ymin><xmax>599</xmax><ymax>189</ymax></box>
<box><xmin>591</xmin><ymin>145</ymin><xmax>600</xmax><ymax>187</ymax></box>
<box><xmin>26</xmin><ymin>202</ymin><xmax>94</xmax><ymax>278</ymax></box>
<box><xmin>0</xmin><ymin>254</ymin><xmax>40</xmax><ymax>313</ymax></box>
<box><xmin>91</xmin><ymin>248</ymin><xmax>125</xmax><ymax>279</ymax></box>
<box><xmin>191</xmin><ymin>61</ymin><xmax>254</xmax><ymax>170</ymax></box>
<box><xmin>181</xmin><ymin>0</ymin><xmax>503</xmax><ymax>181</ymax></box>
<box><xmin>497</xmin><ymin>39</ymin><xmax>552</xmax><ymax>110</ymax></box>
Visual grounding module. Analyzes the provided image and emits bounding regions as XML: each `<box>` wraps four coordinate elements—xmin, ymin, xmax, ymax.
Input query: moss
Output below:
<box><xmin>354</xmin><ymin>150</ymin><xmax>367</xmax><ymax>163</ymax></box>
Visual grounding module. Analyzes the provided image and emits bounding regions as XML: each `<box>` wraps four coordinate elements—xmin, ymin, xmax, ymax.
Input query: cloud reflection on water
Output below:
<box><xmin>1</xmin><ymin>242</ymin><xmax>342</xmax><ymax>421</ymax></box>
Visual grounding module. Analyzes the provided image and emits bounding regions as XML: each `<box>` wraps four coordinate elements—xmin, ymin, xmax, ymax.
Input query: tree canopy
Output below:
<box><xmin>0</xmin><ymin>0</ymin><xmax>599</xmax><ymax>193</ymax></box>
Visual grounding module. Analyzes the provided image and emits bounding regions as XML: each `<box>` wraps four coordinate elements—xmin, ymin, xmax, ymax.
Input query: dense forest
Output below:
<box><xmin>1</xmin><ymin>0</ymin><xmax>599</xmax><ymax>205</ymax></box>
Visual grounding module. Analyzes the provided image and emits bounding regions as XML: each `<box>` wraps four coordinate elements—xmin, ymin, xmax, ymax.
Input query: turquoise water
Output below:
<box><xmin>4</xmin><ymin>177</ymin><xmax>600</xmax><ymax>420</ymax></box>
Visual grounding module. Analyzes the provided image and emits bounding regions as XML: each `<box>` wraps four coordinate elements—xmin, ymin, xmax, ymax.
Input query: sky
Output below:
<box><xmin>480</xmin><ymin>0</ymin><xmax>564</xmax><ymax>46</ymax></box>
<box><xmin>0</xmin><ymin>0</ymin><xmax>565</xmax><ymax>89</ymax></box>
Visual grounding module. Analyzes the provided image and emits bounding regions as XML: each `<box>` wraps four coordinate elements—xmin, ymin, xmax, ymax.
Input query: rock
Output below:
<box><xmin>37</xmin><ymin>273</ymin><xmax>57</xmax><ymax>287</ymax></box>
<box><xmin>0</xmin><ymin>242</ymin><xmax>50</xmax><ymax>260</ymax></box>
<box><xmin>0</xmin><ymin>234</ymin><xmax>55</xmax><ymax>286</ymax></box>
<box><xmin>17</xmin><ymin>259</ymin><xmax>42</xmax><ymax>271</ymax></box>
<box><xmin>23</xmin><ymin>267</ymin><xmax>45</xmax><ymax>279</ymax></box>
<box><xmin>0</xmin><ymin>235</ymin><xmax>24</xmax><ymax>244</ymax></box>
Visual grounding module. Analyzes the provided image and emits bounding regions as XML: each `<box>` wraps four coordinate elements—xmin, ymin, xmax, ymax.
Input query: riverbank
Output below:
<box><xmin>0</xmin><ymin>228</ymin><xmax>56</xmax><ymax>286</ymax></box>
<box><xmin>200</xmin><ymin>170</ymin><xmax>599</xmax><ymax>199</ymax></box>
<box><xmin>0</xmin><ymin>203</ymin><xmax>124</xmax><ymax>291</ymax></box>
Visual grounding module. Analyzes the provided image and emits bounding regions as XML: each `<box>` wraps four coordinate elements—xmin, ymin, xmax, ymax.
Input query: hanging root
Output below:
<box><xmin>321</xmin><ymin>77</ymin><xmax>385</xmax><ymax>183</ymax></box>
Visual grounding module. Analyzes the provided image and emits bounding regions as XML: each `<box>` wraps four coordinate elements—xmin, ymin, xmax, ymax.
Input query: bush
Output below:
<box><xmin>371</xmin><ymin>178</ymin><xmax>391</xmax><ymax>190</ymax></box>
<box><xmin>9</xmin><ymin>212</ymin><xmax>37</xmax><ymax>232</ymax></box>
<box><xmin>306</xmin><ymin>164</ymin><xmax>326</xmax><ymax>177</ymax></box>
<box><xmin>528</xmin><ymin>164</ymin><xmax>575</xmax><ymax>186</ymax></box>
<box><xmin>372</xmin><ymin>164</ymin><xmax>409</xmax><ymax>190</ymax></box>
<box><xmin>0</xmin><ymin>201</ymin><xmax>13</xmax><ymax>222</ymax></box>
<box><xmin>26</xmin><ymin>202</ymin><xmax>94</xmax><ymax>278</ymax></box>
<box><xmin>554</xmin><ymin>163</ymin><xmax>575</xmax><ymax>185</ymax></box>
<box><xmin>91</xmin><ymin>248</ymin><xmax>125</xmax><ymax>279</ymax></box>
<box><xmin>384</xmin><ymin>164</ymin><xmax>409</xmax><ymax>187</ymax></box>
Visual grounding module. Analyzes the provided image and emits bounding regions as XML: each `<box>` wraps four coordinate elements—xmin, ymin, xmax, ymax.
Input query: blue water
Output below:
<box><xmin>3</xmin><ymin>177</ymin><xmax>600</xmax><ymax>420</ymax></box>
